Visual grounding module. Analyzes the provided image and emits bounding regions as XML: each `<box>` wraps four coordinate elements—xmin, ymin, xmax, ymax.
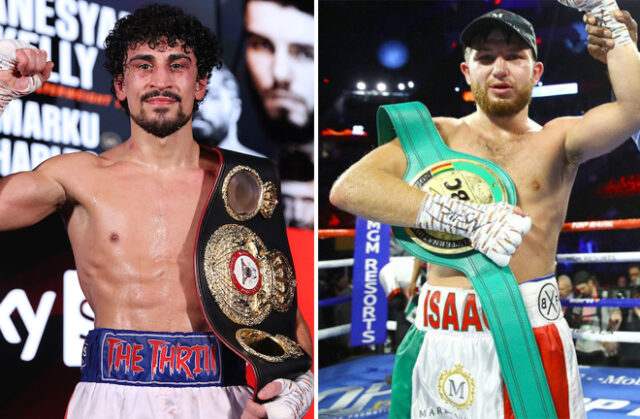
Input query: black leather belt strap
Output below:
<box><xmin>194</xmin><ymin>146</ymin><xmax>311</xmax><ymax>397</ymax></box>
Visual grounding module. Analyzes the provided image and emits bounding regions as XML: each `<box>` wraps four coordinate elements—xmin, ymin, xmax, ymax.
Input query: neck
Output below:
<box><xmin>469</xmin><ymin>105</ymin><xmax>534</xmax><ymax>135</ymax></box>
<box><xmin>125</xmin><ymin>119</ymin><xmax>200</xmax><ymax>169</ymax></box>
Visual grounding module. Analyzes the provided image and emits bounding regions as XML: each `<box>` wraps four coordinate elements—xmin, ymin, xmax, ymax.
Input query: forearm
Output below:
<box><xmin>607</xmin><ymin>42</ymin><xmax>640</xmax><ymax>120</ymax></box>
<box><xmin>330</xmin><ymin>165</ymin><xmax>425</xmax><ymax>228</ymax></box>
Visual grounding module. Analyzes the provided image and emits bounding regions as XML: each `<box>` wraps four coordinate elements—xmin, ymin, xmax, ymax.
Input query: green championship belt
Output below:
<box><xmin>377</xmin><ymin>102</ymin><xmax>557</xmax><ymax>419</ymax></box>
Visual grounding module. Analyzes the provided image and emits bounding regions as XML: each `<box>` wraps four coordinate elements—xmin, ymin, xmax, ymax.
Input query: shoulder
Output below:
<box><xmin>433</xmin><ymin>116</ymin><xmax>463</xmax><ymax>128</ymax></box>
<box><xmin>433</xmin><ymin>116</ymin><xmax>463</xmax><ymax>131</ymax></box>
<box><xmin>433</xmin><ymin>116</ymin><xmax>464</xmax><ymax>137</ymax></box>
<box><xmin>542</xmin><ymin>116</ymin><xmax>581</xmax><ymax>133</ymax></box>
<box><xmin>35</xmin><ymin>151</ymin><xmax>105</xmax><ymax>174</ymax></box>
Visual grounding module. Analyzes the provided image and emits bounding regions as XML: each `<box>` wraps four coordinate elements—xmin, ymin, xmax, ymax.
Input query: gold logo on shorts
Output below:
<box><xmin>437</xmin><ymin>364</ymin><xmax>475</xmax><ymax>410</ymax></box>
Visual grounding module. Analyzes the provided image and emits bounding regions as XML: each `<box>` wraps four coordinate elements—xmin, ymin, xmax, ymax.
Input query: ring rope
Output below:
<box><xmin>317</xmin><ymin>320</ymin><xmax>640</xmax><ymax>343</ymax></box>
<box><xmin>318</xmin><ymin>295</ymin><xmax>352</xmax><ymax>308</ymax></box>
<box><xmin>564</xmin><ymin>298</ymin><xmax>640</xmax><ymax>308</ymax></box>
<box><xmin>318</xmin><ymin>218</ymin><xmax>640</xmax><ymax>239</ymax></box>
<box><xmin>319</xmin><ymin>252</ymin><xmax>640</xmax><ymax>269</ymax></box>
<box><xmin>318</xmin><ymin>294</ymin><xmax>640</xmax><ymax>309</ymax></box>
<box><xmin>318</xmin><ymin>321</ymin><xmax>397</xmax><ymax>341</ymax></box>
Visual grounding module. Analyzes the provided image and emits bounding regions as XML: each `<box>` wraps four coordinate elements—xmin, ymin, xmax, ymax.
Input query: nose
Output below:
<box><xmin>272</xmin><ymin>46</ymin><xmax>292</xmax><ymax>85</ymax></box>
<box><xmin>150</xmin><ymin>65</ymin><xmax>173</xmax><ymax>90</ymax></box>
<box><xmin>491</xmin><ymin>56</ymin><xmax>508</xmax><ymax>77</ymax></box>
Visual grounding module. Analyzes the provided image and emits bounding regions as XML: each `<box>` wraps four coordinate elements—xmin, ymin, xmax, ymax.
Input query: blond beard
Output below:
<box><xmin>472</xmin><ymin>78</ymin><xmax>534</xmax><ymax>117</ymax></box>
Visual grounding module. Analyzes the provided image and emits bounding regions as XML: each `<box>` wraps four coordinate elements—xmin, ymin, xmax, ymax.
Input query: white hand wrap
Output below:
<box><xmin>416</xmin><ymin>193</ymin><xmax>531</xmax><ymax>267</ymax></box>
<box><xmin>263</xmin><ymin>370</ymin><xmax>313</xmax><ymax>419</ymax></box>
<box><xmin>0</xmin><ymin>39</ymin><xmax>42</xmax><ymax>116</ymax></box>
<box><xmin>558</xmin><ymin>0</ymin><xmax>632</xmax><ymax>46</ymax></box>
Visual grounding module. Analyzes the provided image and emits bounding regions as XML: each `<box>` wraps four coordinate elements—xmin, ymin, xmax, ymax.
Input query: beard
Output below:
<box><xmin>472</xmin><ymin>77</ymin><xmax>534</xmax><ymax>117</ymax></box>
<box><xmin>248</xmin><ymin>82</ymin><xmax>313</xmax><ymax>145</ymax></box>
<box><xmin>132</xmin><ymin>91</ymin><xmax>192</xmax><ymax>138</ymax></box>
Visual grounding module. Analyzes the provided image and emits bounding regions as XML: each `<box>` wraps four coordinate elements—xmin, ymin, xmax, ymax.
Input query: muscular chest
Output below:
<box><xmin>443</xmin><ymin>130</ymin><xmax>554</xmax><ymax>196</ymax></box>
<box><xmin>76</xmin><ymin>169</ymin><xmax>213</xmax><ymax>258</ymax></box>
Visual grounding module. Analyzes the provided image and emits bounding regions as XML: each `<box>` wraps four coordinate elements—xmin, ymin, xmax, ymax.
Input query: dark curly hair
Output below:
<box><xmin>104</xmin><ymin>3</ymin><xmax>223</xmax><ymax>116</ymax></box>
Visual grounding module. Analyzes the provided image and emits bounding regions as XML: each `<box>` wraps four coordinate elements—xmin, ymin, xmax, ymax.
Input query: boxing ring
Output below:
<box><xmin>317</xmin><ymin>219</ymin><xmax>640</xmax><ymax>418</ymax></box>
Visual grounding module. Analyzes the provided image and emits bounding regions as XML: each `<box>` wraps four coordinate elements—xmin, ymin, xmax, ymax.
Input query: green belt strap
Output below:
<box><xmin>377</xmin><ymin>101</ymin><xmax>557</xmax><ymax>419</ymax></box>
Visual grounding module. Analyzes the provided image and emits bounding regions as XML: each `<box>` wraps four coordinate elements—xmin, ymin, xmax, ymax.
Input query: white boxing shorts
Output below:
<box><xmin>389</xmin><ymin>275</ymin><xmax>585</xmax><ymax>419</ymax></box>
<box><xmin>65</xmin><ymin>328</ymin><xmax>252</xmax><ymax>419</ymax></box>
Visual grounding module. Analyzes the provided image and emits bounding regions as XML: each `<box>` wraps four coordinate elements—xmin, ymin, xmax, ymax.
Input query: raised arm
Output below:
<box><xmin>560</xmin><ymin>4</ymin><xmax>640</xmax><ymax>162</ymax></box>
<box><xmin>0</xmin><ymin>39</ymin><xmax>60</xmax><ymax>230</ymax></box>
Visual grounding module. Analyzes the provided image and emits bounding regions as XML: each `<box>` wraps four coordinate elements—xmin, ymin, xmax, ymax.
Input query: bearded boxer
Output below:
<box><xmin>0</xmin><ymin>4</ymin><xmax>312</xmax><ymax>419</ymax></box>
<box><xmin>330</xmin><ymin>2</ymin><xmax>640</xmax><ymax>418</ymax></box>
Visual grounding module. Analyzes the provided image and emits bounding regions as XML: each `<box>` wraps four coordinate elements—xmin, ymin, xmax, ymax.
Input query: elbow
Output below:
<box><xmin>329</xmin><ymin>171</ymin><xmax>356</xmax><ymax>212</ymax></box>
<box><xmin>329</xmin><ymin>179</ymin><xmax>347</xmax><ymax>210</ymax></box>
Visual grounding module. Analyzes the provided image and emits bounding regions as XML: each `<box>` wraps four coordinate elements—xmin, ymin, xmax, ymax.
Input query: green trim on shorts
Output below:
<box><xmin>390</xmin><ymin>325</ymin><xmax>426</xmax><ymax>419</ymax></box>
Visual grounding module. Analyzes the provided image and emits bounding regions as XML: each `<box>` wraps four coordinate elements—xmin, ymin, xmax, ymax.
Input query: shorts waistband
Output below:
<box><xmin>414</xmin><ymin>275</ymin><xmax>562</xmax><ymax>333</ymax></box>
<box><xmin>80</xmin><ymin>328</ymin><xmax>247</xmax><ymax>387</ymax></box>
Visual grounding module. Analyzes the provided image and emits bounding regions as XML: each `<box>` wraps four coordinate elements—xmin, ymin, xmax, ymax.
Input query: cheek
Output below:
<box><xmin>246</xmin><ymin>51</ymin><xmax>271</xmax><ymax>86</ymax></box>
<box><xmin>292</xmin><ymin>62</ymin><xmax>314</xmax><ymax>105</ymax></box>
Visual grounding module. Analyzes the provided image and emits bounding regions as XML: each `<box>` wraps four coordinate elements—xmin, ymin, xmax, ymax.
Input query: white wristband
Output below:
<box><xmin>591</xmin><ymin>0</ymin><xmax>632</xmax><ymax>46</ymax></box>
<box><xmin>415</xmin><ymin>193</ymin><xmax>531</xmax><ymax>267</ymax></box>
<box><xmin>558</xmin><ymin>0</ymin><xmax>631</xmax><ymax>46</ymax></box>
<box><xmin>0</xmin><ymin>39</ymin><xmax>43</xmax><ymax>118</ymax></box>
<box><xmin>263</xmin><ymin>370</ymin><xmax>314</xmax><ymax>419</ymax></box>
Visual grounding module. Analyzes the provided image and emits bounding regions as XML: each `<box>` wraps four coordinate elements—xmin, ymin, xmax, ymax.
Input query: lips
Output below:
<box><xmin>145</xmin><ymin>97</ymin><xmax>177</xmax><ymax>105</ymax></box>
<box><xmin>489</xmin><ymin>82</ymin><xmax>513</xmax><ymax>96</ymax></box>
<box><xmin>140</xmin><ymin>90</ymin><xmax>182</xmax><ymax>105</ymax></box>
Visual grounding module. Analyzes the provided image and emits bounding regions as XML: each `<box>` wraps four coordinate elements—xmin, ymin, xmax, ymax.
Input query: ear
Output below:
<box><xmin>195</xmin><ymin>77</ymin><xmax>208</xmax><ymax>101</ymax></box>
<box><xmin>532</xmin><ymin>61</ymin><xmax>544</xmax><ymax>85</ymax></box>
<box><xmin>460</xmin><ymin>61</ymin><xmax>472</xmax><ymax>86</ymax></box>
<box><xmin>114</xmin><ymin>75</ymin><xmax>126</xmax><ymax>101</ymax></box>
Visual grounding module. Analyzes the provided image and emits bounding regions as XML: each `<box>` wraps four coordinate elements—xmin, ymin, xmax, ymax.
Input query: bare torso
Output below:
<box><xmin>427</xmin><ymin>116</ymin><xmax>578</xmax><ymax>288</ymax></box>
<box><xmin>60</xmin><ymin>143</ymin><xmax>218</xmax><ymax>332</ymax></box>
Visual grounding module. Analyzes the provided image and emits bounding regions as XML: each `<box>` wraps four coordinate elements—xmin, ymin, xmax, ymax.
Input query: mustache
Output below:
<box><xmin>140</xmin><ymin>90</ymin><xmax>181</xmax><ymax>102</ymax></box>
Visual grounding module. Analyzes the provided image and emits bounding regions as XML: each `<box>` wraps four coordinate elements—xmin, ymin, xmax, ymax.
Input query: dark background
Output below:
<box><xmin>318</xmin><ymin>0</ymin><xmax>640</xmax><ymax>365</ymax></box>
<box><xmin>0</xmin><ymin>0</ymin><xmax>314</xmax><ymax>417</ymax></box>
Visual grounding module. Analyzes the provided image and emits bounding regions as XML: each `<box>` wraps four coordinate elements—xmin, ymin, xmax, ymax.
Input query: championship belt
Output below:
<box><xmin>377</xmin><ymin>102</ymin><xmax>557</xmax><ymax>419</ymax></box>
<box><xmin>194</xmin><ymin>147</ymin><xmax>311</xmax><ymax>398</ymax></box>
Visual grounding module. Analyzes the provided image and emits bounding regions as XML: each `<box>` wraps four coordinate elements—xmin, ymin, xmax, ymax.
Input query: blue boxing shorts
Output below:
<box><xmin>65</xmin><ymin>328</ymin><xmax>252</xmax><ymax>419</ymax></box>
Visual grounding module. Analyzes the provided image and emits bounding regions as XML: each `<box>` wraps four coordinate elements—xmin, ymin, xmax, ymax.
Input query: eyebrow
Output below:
<box><xmin>245</xmin><ymin>31</ymin><xmax>313</xmax><ymax>49</ymax></box>
<box><xmin>127</xmin><ymin>53</ymin><xmax>193</xmax><ymax>64</ymax></box>
<box><xmin>246</xmin><ymin>31</ymin><xmax>272</xmax><ymax>42</ymax></box>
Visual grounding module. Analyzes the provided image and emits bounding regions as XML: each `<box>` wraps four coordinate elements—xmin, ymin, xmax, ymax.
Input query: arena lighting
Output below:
<box><xmin>531</xmin><ymin>82</ymin><xmax>578</xmax><ymax>98</ymax></box>
<box><xmin>376</xmin><ymin>82</ymin><xmax>387</xmax><ymax>92</ymax></box>
<box><xmin>398</xmin><ymin>83</ymin><xmax>406</xmax><ymax>91</ymax></box>
<box><xmin>454</xmin><ymin>86</ymin><xmax>460</xmax><ymax>92</ymax></box>
<box><xmin>407</xmin><ymin>81</ymin><xmax>415</xmax><ymax>88</ymax></box>
<box><xmin>356</xmin><ymin>81</ymin><xmax>366</xmax><ymax>90</ymax></box>
<box><xmin>461</xmin><ymin>82</ymin><xmax>578</xmax><ymax>102</ymax></box>
<box><xmin>378</xmin><ymin>40</ymin><xmax>409</xmax><ymax>69</ymax></box>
